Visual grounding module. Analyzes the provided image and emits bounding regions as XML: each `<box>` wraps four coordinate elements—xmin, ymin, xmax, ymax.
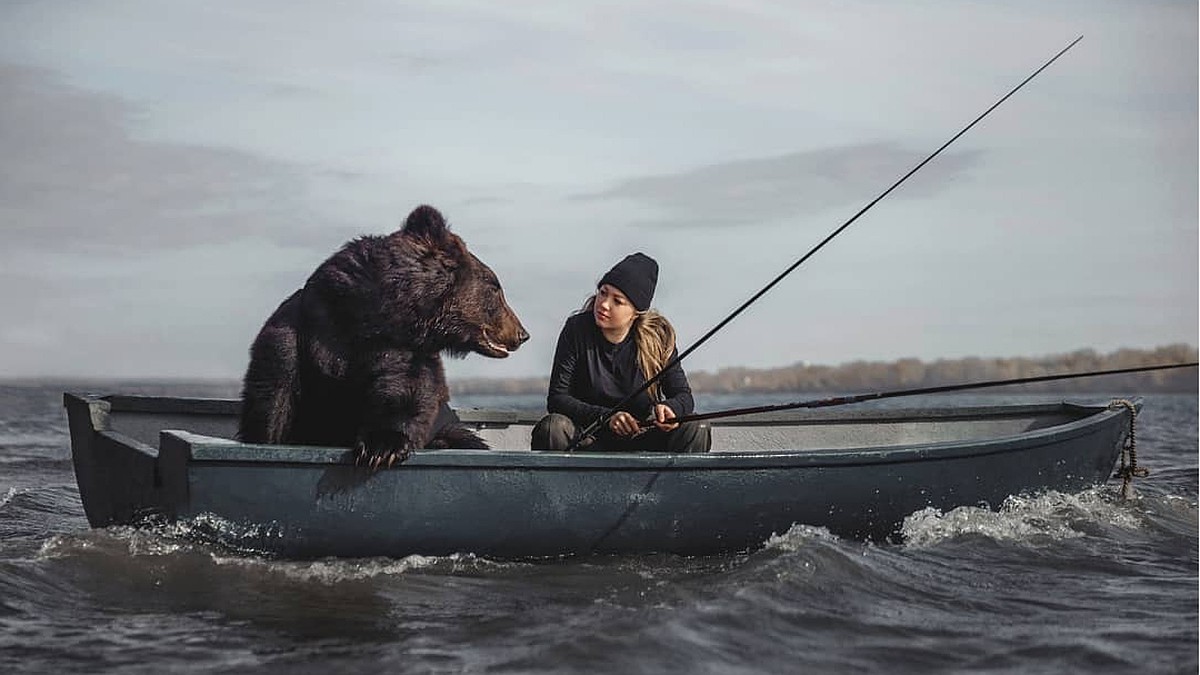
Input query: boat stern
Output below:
<box><xmin>63</xmin><ymin>392</ymin><xmax>169</xmax><ymax>528</ymax></box>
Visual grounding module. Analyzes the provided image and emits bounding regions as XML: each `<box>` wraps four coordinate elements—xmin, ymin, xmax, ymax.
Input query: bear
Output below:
<box><xmin>237</xmin><ymin>204</ymin><xmax>528</xmax><ymax>468</ymax></box>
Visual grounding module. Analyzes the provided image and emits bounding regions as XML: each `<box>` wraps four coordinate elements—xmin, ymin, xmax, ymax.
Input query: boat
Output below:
<box><xmin>62</xmin><ymin>392</ymin><xmax>1140</xmax><ymax>559</ymax></box>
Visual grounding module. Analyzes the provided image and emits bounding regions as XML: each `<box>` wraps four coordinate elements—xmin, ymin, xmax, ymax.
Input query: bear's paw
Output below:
<box><xmin>353</xmin><ymin>437</ymin><xmax>415</xmax><ymax>470</ymax></box>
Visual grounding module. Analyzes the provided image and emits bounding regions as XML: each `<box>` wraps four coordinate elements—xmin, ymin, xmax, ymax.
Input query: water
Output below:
<box><xmin>1</xmin><ymin>383</ymin><xmax>1195</xmax><ymax>674</ymax></box>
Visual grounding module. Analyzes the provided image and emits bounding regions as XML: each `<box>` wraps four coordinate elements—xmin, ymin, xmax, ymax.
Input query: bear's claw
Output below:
<box><xmin>354</xmin><ymin>443</ymin><xmax>412</xmax><ymax>471</ymax></box>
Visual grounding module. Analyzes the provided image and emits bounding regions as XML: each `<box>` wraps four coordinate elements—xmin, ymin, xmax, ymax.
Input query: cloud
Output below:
<box><xmin>0</xmin><ymin>63</ymin><xmax>358</xmax><ymax>260</ymax></box>
<box><xmin>0</xmin><ymin>63</ymin><xmax>376</xmax><ymax>378</ymax></box>
<box><xmin>572</xmin><ymin>143</ymin><xmax>982</xmax><ymax>228</ymax></box>
<box><xmin>0</xmin><ymin>1</ymin><xmax>1192</xmax><ymax>379</ymax></box>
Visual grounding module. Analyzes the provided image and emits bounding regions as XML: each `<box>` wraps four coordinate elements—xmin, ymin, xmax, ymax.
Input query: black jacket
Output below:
<box><xmin>547</xmin><ymin>312</ymin><xmax>694</xmax><ymax>426</ymax></box>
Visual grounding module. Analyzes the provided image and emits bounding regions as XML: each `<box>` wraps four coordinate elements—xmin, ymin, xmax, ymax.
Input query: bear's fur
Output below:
<box><xmin>237</xmin><ymin>205</ymin><xmax>528</xmax><ymax>467</ymax></box>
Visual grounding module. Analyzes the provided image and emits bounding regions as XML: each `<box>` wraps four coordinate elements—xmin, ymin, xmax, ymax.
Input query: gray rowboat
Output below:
<box><xmin>63</xmin><ymin>392</ymin><xmax>1139</xmax><ymax>559</ymax></box>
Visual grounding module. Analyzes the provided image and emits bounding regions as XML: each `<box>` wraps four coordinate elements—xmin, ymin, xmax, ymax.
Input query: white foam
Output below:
<box><xmin>763</xmin><ymin>523</ymin><xmax>842</xmax><ymax>552</ymax></box>
<box><xmin>33</xmin><ymin>510</ymin><xmax>520</xmax><ymax>580</ymax></box>
<box><xmin>35</xmin><ymin>530</ymin><xmax>114</xmax><ymax>560</ymax></box>
<box><xmin>900</xmin><ymin>488</ymin><xmax>1138</xmax><ymax>548</ymax></box>
<box><xmin>209</xmin><ymin>550</ymin><xmax>512</xmax><ymax>583</ymax></box>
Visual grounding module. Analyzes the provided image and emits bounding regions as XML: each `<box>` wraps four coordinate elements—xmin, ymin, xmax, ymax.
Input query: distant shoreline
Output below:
<box><xmin>451</xmin><ymin>344</ymin><xmax>1198</xmax><ymax>395</ymax></box>
<box><xmin>10</xmin><ymin>344</ymin><xmax>1195</xmax><ymax>395</ymax></box>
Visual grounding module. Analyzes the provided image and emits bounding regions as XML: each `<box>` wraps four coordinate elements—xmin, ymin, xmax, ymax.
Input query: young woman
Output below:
<box><xmin>532</xmin><ymin>252</ymin><xmax>710</xmax><ymax>453</ymax></box>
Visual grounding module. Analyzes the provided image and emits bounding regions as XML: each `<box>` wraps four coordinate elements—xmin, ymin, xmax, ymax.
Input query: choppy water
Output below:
<box><xmin>1</xmin><ymin>383</ymin><xmax>1195</xmax><ymax>674</ymax></box>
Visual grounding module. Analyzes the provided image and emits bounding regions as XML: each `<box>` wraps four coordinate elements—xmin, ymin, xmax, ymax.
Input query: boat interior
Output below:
<box><xmin>77</xmin><ymin>394</ymin><xmax>1095</xmax><ymax>453</ymax></box>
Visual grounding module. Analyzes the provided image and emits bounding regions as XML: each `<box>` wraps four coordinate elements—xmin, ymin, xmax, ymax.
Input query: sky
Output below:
<box><xmin>0</xmin><ymin>0</ymin><xmax>1195</xmax><ymax>381</ymax></box>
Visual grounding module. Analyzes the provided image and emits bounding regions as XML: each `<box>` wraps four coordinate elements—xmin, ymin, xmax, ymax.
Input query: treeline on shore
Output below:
<box><xmin>450</xmin><ymin>344</ymin><xmax>1198</xmax><ymax>395</ymax></box>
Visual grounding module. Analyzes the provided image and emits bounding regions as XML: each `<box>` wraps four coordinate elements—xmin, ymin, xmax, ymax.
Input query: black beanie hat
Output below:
<box><xmin>599</xmin><ymin>252</ymin><xmax>658</xmax><ymax>311</ymax></box>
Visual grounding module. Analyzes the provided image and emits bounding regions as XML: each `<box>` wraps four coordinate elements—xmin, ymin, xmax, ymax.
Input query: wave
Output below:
<box><xmin>898</xmin><ymin>487</ymin><xmax>1143</xmax><ymax>547</ymax></box>
<box><xmin>753</xmin><ymin>486</ymin><xmax>1160</xmax><ymax>553</ymax></box>
<box><xmin>34</xmin><ymin>513</ymin><xmax>522</xmax><ymax>585</ymax></box>
<box><xmin>0</xmin><ymin>484</ymin><xmax>82</xmax><ymax>521</ymax></box>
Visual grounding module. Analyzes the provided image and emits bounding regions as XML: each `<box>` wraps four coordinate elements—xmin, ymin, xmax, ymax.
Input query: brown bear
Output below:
<box><xmin>237</xmin><ymin>204</ymin><xmax>528</xmax><ymax>468</ymax></box>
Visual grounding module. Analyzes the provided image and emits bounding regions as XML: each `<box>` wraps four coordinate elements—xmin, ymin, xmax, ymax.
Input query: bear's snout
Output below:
<box><xmin>480</xmin><ymin>308</ymin><xmax>528</xmax><ymax>358</ymax></box>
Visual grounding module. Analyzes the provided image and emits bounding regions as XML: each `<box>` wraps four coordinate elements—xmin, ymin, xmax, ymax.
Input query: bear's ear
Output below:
<box><xmin>399</xmin><ymin>204</ymin><xmax>451</xmax><ymax>244</ymax></box>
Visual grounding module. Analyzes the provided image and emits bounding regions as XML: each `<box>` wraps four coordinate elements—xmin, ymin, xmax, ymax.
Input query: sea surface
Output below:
<box><xmin>0</xmin><ymin>382</ymin><xmax>1195</xmax><ymax>674</ymax></box>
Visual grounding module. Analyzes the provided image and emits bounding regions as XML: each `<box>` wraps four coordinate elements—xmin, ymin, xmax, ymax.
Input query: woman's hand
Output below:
<box><xmin>652</xmin><ymin>403</ymin><xmax>679</xmax><ymax>432</ymax></box>
<box><xmin>609</xmin><ymin>411</ymin><xmax>644</xmax><ymax>437</ymax></box>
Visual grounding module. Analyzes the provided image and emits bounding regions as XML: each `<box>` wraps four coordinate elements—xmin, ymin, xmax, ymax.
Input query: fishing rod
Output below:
<box><xmin>565</xmin><ymin>36</ymin><xmax>1086</xmax><ymax>451</ymax></box>
<box><xmin>636</xmin><ymin>362</ymin><xmax>1198</xmax><ymax>428</ymax></box>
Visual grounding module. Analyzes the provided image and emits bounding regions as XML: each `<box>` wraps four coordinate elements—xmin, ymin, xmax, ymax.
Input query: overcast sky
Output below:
<box><xmin>0</xmin><ymin>0</ymin><xmax>1195</xmax><ymax>381</ymax></box>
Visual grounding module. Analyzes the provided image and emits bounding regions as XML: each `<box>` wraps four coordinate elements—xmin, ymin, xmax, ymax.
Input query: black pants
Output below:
<box><xmin>531</xmin><ymin>412</ymin><xmax>711</xmax><ymax>453</ymax></box>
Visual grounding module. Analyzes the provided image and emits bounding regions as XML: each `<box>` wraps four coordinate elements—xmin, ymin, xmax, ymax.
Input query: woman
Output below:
<box><xmin>532</xmin><ymin>252</ymin><xmax>711</xmax><ymax>453</ymax></box>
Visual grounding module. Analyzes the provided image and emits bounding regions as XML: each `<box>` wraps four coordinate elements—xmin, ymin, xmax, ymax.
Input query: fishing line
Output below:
<box><xmin>566</xmin><ymin>36</ymin><xmax>1086</xmax><ymax>451</ymax></box>
<box><xmin>637</xmin><ymin>362</ymin><xmax>1199</xmax><ymax>428</ymax></box>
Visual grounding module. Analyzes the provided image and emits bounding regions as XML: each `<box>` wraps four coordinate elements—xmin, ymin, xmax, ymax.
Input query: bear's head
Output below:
<box><xmin>389</xmin><ymin>205</ymin><xmax>529</xmax><ymax>358</ymax></box>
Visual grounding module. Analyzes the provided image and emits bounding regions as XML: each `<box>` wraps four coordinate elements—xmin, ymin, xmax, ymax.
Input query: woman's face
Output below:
<box><xmin>594</xmin><ymin>283</ymin><xmax>638</xmax><ymax>334</ymax></box>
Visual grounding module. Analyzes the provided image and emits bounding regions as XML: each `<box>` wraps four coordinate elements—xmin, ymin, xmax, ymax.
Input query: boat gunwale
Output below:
<box><xmin>82</xmin><ymin>392</ymin><xmax>1123</xmax><ymax>425</ymax></box>
<box><xmin>65</xmin><ymin>392</ymin><xmax>1138</xmax><ymax>470</ymax></box>
<box><xmin>159</xmin><ymin>402</ymin><xmax>1135</xmax><ymax>470</ymax></box>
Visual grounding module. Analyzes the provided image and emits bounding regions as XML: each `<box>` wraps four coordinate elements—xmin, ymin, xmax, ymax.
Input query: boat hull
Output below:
<box><xmin>64</xmin><ymin>393</ymin><xmax>1136</xmax><ymax>558</ymax></box>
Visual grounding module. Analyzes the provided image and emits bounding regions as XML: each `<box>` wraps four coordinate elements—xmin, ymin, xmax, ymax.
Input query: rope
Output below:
<box><xmin>1108</xmin><ymin>399</ymin><xmax>1146</xmax><ymax>499</ymax></box>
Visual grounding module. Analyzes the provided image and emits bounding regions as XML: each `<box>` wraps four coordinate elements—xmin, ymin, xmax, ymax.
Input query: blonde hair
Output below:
<box><xmin>580</xmin><ymin>295</ymin><xmax>677</xmax><ymax>401</ymax></box>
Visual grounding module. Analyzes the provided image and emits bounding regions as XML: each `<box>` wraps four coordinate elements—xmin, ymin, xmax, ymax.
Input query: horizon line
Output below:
<box><xmin>3</xmin><ymin>343</ymin><xmax>1195</xmax><ymax>385</ymax></box>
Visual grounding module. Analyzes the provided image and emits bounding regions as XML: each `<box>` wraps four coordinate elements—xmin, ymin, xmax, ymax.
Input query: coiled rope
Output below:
<box><xmin>1108</xmin><ymin>399</ymin><xmax>1146</xmax><ymax>500</ymax></box>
